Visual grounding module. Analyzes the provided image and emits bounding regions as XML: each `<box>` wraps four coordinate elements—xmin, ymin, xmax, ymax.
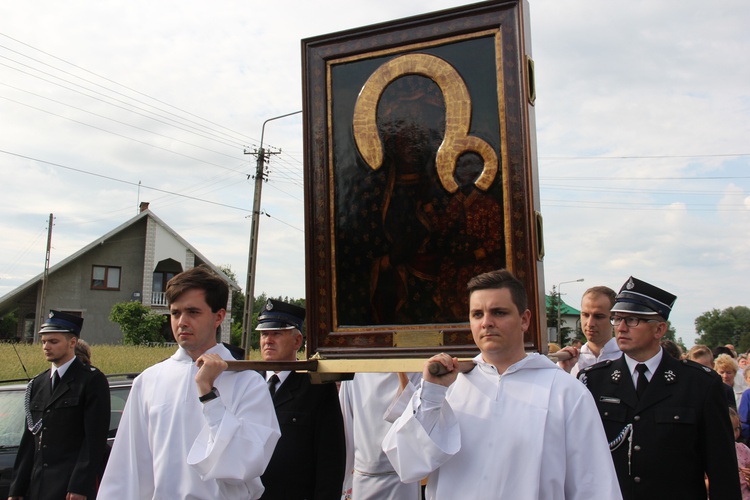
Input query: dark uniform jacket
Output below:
<box><xmin>579</xmin><ymin>352</ymin><xmax>741</xmax><ymax>500</ymax></box>
<box><xmin>9</xmin><ymin>358</ymin><xmax>111</xmax><ymax>500</ymax></box>
<box><xmin>260</xmin><ymin>371</ymin><xmax>346</xmax><ymax>500</ymax></box>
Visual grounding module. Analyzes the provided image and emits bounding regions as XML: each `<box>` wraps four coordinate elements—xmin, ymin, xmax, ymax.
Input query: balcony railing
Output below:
<box><xmin>151</xmin><ymin>291</ymin><xmax>167</xmax><ymax>306</ymax></box>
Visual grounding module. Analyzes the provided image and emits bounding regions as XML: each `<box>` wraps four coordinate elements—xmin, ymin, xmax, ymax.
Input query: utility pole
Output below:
<box><xmin>36</xmin><ymin>213</ymin><xmax>54</xmax><ymax>343</ymax></box>
<box><xmin>240</xmin><ymin>110</ymin><xmax>302</xmax><ymax>353</ymax></box>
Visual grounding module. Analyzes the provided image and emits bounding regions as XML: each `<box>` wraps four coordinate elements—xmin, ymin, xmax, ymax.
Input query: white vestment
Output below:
<box><xmin>99</xmin><ymin>344</ymin><xmax>280</xmax><ymax>500</ymax></box>
<box><xmin>569</xmin><ymin>337</ymin><xmax>622</xmax><ymax>377</ymax></box>
<box><xmin>339</xmin><ymin>373</ymin><xmax>421</xmax><ymax>500</ymax></box>
<box><xmin>383</xmin><ymin>353</ymin><xmax>622</xmax><ymax>500</ymax></box>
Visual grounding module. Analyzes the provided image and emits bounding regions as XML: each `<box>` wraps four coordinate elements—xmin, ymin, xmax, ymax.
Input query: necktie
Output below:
<box><xmin>635</xmin><ymin>364</ymin><xmax>649</xmax><ymax>398</ymax></box>
<box><xmin>51</xmin><ymin>371</ymin><xmax>60</xmax><ymax>391</ymax></box>
<box><xmin>268</xmin><ymin>374</ymin><xmax>279</xmax><ymax>398</ymax></box>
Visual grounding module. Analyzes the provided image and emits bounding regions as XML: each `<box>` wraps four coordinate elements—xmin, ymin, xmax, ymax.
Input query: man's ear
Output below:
<box><xmin>520</xmin><ymin>309</ymin><xmax>531</xmax><ymax>332</ymax></box>
<box><xmin>214</xmin><ymin>309</ymin><xmax>227</xmax><ymax>327</ymax></box>
<box><xmin>653</xmin><ymin>320</ymin><xmax>668</xmax><ymax>340</ymax></box>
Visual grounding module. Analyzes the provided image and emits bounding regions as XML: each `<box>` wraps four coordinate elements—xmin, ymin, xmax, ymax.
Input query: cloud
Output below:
<box><xmin>0</xmin><ymin>0</ymin><xmax>747</xmax><ymax>349</ymax></box>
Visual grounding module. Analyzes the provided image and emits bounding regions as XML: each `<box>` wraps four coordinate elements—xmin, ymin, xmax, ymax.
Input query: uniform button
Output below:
<box><xmin>292</xmin><ymin>418</ymin><xmax>297</xmax><ymax>422</ymax></box>
<box><xmin>634</xmin><ymin>477</ymin><xmax>641</xmax><ymax>483</ymax></box>
<box><xmin>634</xmin><ymin>445</ymin><xmax>641</xmax><ymax>451</ymax></box>
<box><xmin>674</xmin><ymin>415</ymin><xmax>680</xmax><ymax>420</ymax></box>
<box><xmin>634</xmin><ymin>416</ymin><xmax>641</xmax><ymax>421</ymax></box>
<box><xmin>604</xmin><ymin>412</ymin><xmax>609</xmax><ymax>416</ymax></box>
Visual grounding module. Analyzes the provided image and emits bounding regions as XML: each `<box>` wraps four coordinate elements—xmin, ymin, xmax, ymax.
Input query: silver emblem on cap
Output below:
<box><xmin>626</xmin><ymin>278</ymin><xmax>635</xmax><ymax>290</ymax></box>
<box><xmin>48</xmin><ymin>312</ymin><xmax>55</xmax><ymax>318</ymax></box>
<box><xmin>266</xmin><ymin>299</ymin><xmax>273</xmax><ymax>311</ymax></box>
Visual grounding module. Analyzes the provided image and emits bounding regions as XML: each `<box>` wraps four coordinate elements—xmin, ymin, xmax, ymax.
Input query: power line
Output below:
<box><xmin>0</xmin><ymin>81</ymin><xmax>242</xmax><ymax>159</ymax></box>
<box><xmin>543</xmin><ymin>175</ymin><xmax>750</xmax><ymax>181</ymax></box>
<box><xmin>0</xmin><ymin>95</ymin><xmax>248</xmax><ymax>174</ymax></box>
<box><xmin>0</xmin><ymin>58</ymin><xmax>244</xmax><ymax>149</ymax></box>
<box><xmin>0</xmin><ymin>150</ymin><xmax>252</xmax><ymax>213</ymax></box>
<box><xmin>540</xmin><ymin>153</ymin><xmax>750</xmax><ymax>160</ymax></box>
<box><xmin>0</xmin><ymin>33</ymin><xmax>255</xmax><ymax>145</ymax></box>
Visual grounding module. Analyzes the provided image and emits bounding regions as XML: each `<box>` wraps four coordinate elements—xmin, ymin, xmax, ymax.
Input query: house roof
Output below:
<box><xmin>0</xmin><ymin>209</ymin><xmax>240</xmax><ymax>312</ymax></box>
<box><xmin>545</xmin><ymin>295</ymin><xmax>581</xmax><ymax>316</ymax></box>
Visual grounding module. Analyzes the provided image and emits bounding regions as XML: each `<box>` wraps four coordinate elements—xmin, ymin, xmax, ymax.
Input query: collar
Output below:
<box><xmin>52</xmin><ymin>357</ymin><xmax>76</xmax><ymax>380</ymax></box>
<box><xmin>581</xmin><ymin>336</ymin><xmax>620</xmax><ymax>356</ymax></box>
<box><xmin>267</xmin><ymin>370</ymin><xmax>291</xmax><ymax>386</ymax></box>
<box><xmin>624</xmin><ymin>348</ymin><xmax>663</xmax><ymax>379</ymax></box>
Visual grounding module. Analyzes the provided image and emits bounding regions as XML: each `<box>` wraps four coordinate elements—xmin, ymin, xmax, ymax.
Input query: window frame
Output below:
<box><xmin>91</xmin><ymin>265</ymin><xmax>122</xmax><ymax>291</ymax></box>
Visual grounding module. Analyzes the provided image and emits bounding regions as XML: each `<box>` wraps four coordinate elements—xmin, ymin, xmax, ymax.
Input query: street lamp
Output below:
<box><xmin>557</xmin><ymin>278</ymin><xmax>584</xmax><ymax>345</ymax></box>
<box><xmin>241</xmin><ymin>110</ymin><xmax>302</xmax><ymax>353</ymax></box>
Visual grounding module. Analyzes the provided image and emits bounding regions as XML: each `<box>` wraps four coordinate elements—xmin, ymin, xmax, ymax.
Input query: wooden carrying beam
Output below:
<box><xmin>225</xmin><ymin>351</ymin><xmax>571</xmax><ymax>383</ymax></box>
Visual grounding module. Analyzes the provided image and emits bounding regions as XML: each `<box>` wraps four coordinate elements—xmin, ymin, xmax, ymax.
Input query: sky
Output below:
<box><xmin>0</xmin><ymin>0</ymin><xmax>747</xmax><ymax>348</ymax></box>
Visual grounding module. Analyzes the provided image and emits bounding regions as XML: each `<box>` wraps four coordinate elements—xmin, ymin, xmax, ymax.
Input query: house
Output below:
<box><xmin>545</xmin><ymin>294</ymin><xmax>581</xmax><ymax>345</ymax></box>
<box><xmin>0</xmin><ymin>203</ymin><xmax>239</xmax><ymax>344</ymax></box>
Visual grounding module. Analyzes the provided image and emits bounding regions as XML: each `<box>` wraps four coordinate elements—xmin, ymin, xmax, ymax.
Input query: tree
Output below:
<box><xmin>660</xmin><ymin>320</ymin><xmax>687</xmax><ymax>355</ymax></box>
<box><xmin>0</xmin><ymin>310</ymin><xmax>18</xmax><ymax>340</ymax></box>
<box><xmin>695</xmin><ymin>306</ymin><xmax>750</xmax><ymax>351</ymax></box>
<box><xmin>218</xmin><ymin>265</ymin><xmax>245</xmax><ymax>347</ymax></box>
<box><xmin>247</xmin><ymin>293</ymin><xmax>306</xmax><ymax>350</ymax></box>
<box><xmin>110</xmin><ymin>301</ymin><xmax>166</xmax><ymax>345</ymax></box>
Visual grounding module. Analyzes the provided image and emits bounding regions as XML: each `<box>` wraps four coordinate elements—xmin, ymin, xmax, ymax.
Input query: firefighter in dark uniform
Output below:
<box><xmin>257</xmin><ymin>299</ymin><xmax>346</xmax><ymax>499</ymax></box>
<box><xmin>9</xmin><ymin>311</ymin><xmax>110</xmax><ymax>500</ymax></box>
<box><xmin>579</xmin><ymin>277</ymin><xmax>740</xmax><ymax>500</ymax></box>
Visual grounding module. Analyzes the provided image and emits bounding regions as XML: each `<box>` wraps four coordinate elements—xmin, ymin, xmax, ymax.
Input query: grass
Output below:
<box><xmin>0</xmin><ymin>343</ymin><xmax>262</xmax><ymax>381</ymax></box>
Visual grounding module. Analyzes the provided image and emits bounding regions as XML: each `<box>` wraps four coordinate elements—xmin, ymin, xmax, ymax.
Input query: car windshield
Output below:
<box><xmin>0</xmin><ymin>390</ymin><xmax>25</xmax><ymax>448</ymax></box>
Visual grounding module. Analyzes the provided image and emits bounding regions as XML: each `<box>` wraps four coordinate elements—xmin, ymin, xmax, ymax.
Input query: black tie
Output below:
<box><xmin>268</xmin><ymin>374</ymin><xmax>279</xmax><ymax>398</ymax></box>
<box><xmin>636</xmin><ymin>364</ymin><xmax>649</xmax><ymax>399</ymax></box>
<box><xmin>51</xmin><ymin>371</ymin><xmax>60</xmax><ymax>391</ymax></box>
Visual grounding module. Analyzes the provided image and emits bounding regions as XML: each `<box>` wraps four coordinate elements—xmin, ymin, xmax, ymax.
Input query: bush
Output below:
<box><xmin>110</xmin><ymin>301</ymin><xmax>166</xmax><ymax>345</ymax></box>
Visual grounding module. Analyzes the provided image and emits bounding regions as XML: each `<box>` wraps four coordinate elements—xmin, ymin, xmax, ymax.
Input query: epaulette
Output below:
<box><xmin>580</xmin><ymin>359</ymin><xmax>615</xmax><ymax>373</ymax></box>
<box><xmin>681</xmin><ymin>358</ymin><xmax>719</xmax><ymax>376</ymax></box>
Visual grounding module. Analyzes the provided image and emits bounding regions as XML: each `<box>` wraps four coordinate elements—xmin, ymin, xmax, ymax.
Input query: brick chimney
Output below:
<box><xmin>139</xmin><ymin>202</ymin><xmax>150</xmax><ymax>213</ymax></box>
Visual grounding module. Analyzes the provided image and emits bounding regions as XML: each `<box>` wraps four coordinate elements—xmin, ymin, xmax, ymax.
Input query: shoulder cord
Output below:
<box><xmin>609</xmin><ymin>423</ymin><xmax>634</xmax><ymax>475</ymax></box>
<box><xmin>25</xmin><ymin>379</ymin><xmax>43</xmax><ymax>435</ymax></box>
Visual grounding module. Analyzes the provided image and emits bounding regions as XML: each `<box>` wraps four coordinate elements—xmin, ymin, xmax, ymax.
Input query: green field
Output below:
<box><xmin>0</xmin><ymin>343</ymin><xmax>262</xmax><ymax>381</ymax></box>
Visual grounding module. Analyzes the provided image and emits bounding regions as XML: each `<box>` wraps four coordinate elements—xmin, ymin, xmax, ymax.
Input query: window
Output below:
<box><xmin>152</xmin><ymin>271</ymin><xmax>177</xmax><ymax>293</ymax></box>
<box><xmin>92</xmin><ymin>265</ymin><xmax>121</xmax><ymax>290</ymax></box>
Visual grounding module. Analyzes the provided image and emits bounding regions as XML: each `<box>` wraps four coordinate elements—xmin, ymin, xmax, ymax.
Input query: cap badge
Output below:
<box><xmin>265</xmin><ymin>300</ymin><xmax>274</xmax><ymax>311</ymax></box>
<box><xmin>625</xmin><ymin>278</ymin><xmax>635</xmax><ymax>290</ymax></box>
<box><xmin>611</xmin><ymin>370</ymin><xmax>622</xmax><ymax>383</ymax></box>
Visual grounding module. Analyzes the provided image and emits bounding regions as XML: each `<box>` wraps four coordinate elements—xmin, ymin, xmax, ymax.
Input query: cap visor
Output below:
<box><xmin>611</xmin><ymin>302</ymin><xmax>659</xmax><ymax>315</ymax></box>
<box><xmin>256</xmin><ymin>321</ymin><xmax>295</xmax><ymax>331</ymax></box>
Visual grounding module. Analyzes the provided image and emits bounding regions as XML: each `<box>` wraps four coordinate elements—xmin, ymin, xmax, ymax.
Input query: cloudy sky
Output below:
<box><xmin>0</xmin><ymin>0</ymin><xmax>747</xmax><ymax>347</ymax></box>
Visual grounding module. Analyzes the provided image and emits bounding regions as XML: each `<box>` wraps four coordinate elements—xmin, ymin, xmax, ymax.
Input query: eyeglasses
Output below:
<box><xmin>610</xmin><ymin>316</ymin><xmax>661</xmax><ymax>327</ymax></box>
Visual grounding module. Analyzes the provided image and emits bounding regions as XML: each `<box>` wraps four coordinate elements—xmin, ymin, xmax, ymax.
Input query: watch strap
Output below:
<box><xmin>199</xmin><ymin>387</ymin><xmax>219</xmax><ymax>403</ymax></box>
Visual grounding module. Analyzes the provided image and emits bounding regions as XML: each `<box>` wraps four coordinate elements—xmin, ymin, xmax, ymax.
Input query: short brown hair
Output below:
<box><xmin>165</xmin><ymin>265</ymin><xmax>228</xmax><ymax>313</ymax></box>
<box><xmin>583</xmin><ymin>286</ymin><xmax>616</xmax><ymax>308</ymax></box>
<box><xmin>686</xmin><ymin>345</ymin><xmax>713</xmax><ymax>362</ymax></box>
<box><xmin>467</xmin><ymin>269</ymin><xmax>527</xmax><ymax>314</ymax></box>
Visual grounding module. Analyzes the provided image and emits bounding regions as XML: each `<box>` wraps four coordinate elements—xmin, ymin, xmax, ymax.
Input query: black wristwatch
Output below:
<box><xmin>199</xmin><ymin>387</ymin><xmax>220</xmax><ymax>403</ymax></box>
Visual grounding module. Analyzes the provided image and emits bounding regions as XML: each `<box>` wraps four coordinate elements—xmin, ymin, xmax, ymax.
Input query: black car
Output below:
<box><xmin>0</xmin><ymin>373</ymin><xmax>137</xmax><ymax>497</ymax></box>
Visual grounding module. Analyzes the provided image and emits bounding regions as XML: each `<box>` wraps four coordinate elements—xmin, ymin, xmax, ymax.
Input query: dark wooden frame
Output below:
<box><xmin>302</xmin><ymin>0</ymin><xmax>545</xmax><ymax>360</ymax></box>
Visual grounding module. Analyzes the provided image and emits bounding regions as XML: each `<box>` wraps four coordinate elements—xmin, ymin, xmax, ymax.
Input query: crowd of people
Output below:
<box><xmin>6</xmin><ymin>266</ymin><xmax>747</xmax><ymax>499</ymax></box>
